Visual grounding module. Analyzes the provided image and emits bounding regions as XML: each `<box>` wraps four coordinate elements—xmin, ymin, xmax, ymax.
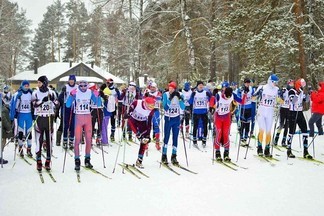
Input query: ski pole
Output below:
<box><xmin>270</xmin><ymin>106</ymin><xmax>280</xmax><ymax>157</ymax></box>
<box><xmin>112</xmin><ymin>105</ymin><xmax>128</xmax><ymax>173</ymax></box>
<box><xmin>62</xmin><ymin>99</ymin><xmax>73</xmax><ymax>173</ymax></box>
<box><xmin>96</xmin><ymin>106</ymin><xmax>106</xmax><ymax>168</ymax></box>
<box><xmin>180</xmin><ymin>124</ymin><xmax>189</xmax><ymax>167</ymax></box>
<box><xmin>236</xmin><ymin>105</ymin><xmax>246</xmax><ymax>162</ymax></box>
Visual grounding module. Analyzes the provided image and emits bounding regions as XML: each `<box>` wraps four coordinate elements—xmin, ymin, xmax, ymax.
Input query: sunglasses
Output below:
<box><xmin>79</xmin><ymin>85</ymin><xmax>87</xmax><ymax>87</ymax></box>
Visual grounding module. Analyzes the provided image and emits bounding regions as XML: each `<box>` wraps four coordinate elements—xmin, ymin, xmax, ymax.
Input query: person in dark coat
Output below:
<box><xmin>1</xmin><ymin>99</ymin><xmax>13</xmax><ymax>164</ymax></box>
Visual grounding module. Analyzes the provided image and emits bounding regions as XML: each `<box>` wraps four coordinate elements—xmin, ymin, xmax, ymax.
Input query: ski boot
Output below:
<box><xmin>85</xmin><ymin>157</ymin><xmax>93</xmax><ymax>169</ymax></box>
<box><xmin>257</xmin><ymin>146</ymin><xmax>263</xmax><ymax>156</ymax></box>
<box><xmin>215</xmin><ymin>150</ymin><xmax>222</xmax><ymax>162</ymax></box>
<box><xmin>223</xmin><ymin>150</ymin><xmax>231</xmax><ymax>162</ymax></box>
<box><xmin>0</xmin><ymin>158</ymin><xmax>8</xmax><ymax>164</ymax></box>
<box><xmin>128</xmin><ymin>134</ymin><xmax>133</xmax><ymax>142</ymax></box>
<box><xmin>63</xmin><ymin>140</ymin><xmax>68</xmax><ymax>150</ymax></box>
<box><xmin>45</xmin><ymin>159</ymin><xmax>51</xmax><ymax>171</ymax></box>
<box><xmin>69</xmin><ymin>140</ymin><xmax>74</xmax><ymax>150</ymax></box>
<box><xmin>136</xmin><ymin>158</ymin><xmax>144</xmax><ymax>169</ymax></box>
<box><xmin>264</xmin><ymin>146</ymin><xmax>272</xmax><ymax>157</ymax></box>
<box><xmin>96</xmin><ymin>137</ymin><xmax>101</xmax><ymax>146</ymax></box>
<box><xmin>161</xmin><ymin>154</ymin><xmax>168</xmax><ymax>164</ymax></box>
<box><xmin>241</xmin><ymin>139</ymin><xmax>247</xmax><ymax>147</ymax></box>
<box><xmin>287</xmin><ymin>148</ymin><xmax>295</xmax><ymax>158</ymax></box>
<box><xmin>202</xmin><ymin>139</ymin><xmax>207</xmax><ymax>148</ymax></box>
<box><xmin>110</xmin><ymin>134</ymin><xmax>115</xmax><ymax>142</ymax></box>
<box><xmin>273</xmin><ymin>134</ymin><xmax>280</xmax><ymax>146</ymax></box>
<box><xmin>155</xmin><ymin>141</ymin><xmax>161</xmax><ymax>151</ymax></box>
<box><xmin>171</xmin><ymin>154</ymin><xmax>179</xmax><ymax>166</ymax></box>
<box><xmin>36</xmin><ymin>159</ymin><xmax>42</xmax><ymax>171</ymax></box>
<box><xmin>26</xmin><ymin>147</ymin><xmax>33</xmax><ymax>157</ymax></box>
<box><xmin>303</xmin><ymin>148</ymin><xmax>313</xmax><ymax>159</ymax></box>
<box><xmin>193</xmin><ymin>139</ymin><xmax>198</xmax><ymax>148</ymax></box>
<box><xmin>281</xmin><ymin>137</ymin><xmax>287</xmax><ymax>147</ymax></box>
<box><xmin>18</xmin><ymin>146</ymin><xmax>24</xmax><ymax>157</ymax></box>
<box><xmin>75</xmin><ymin>158</ymin><xmax>81</xmax><ymax>171</ymax></box>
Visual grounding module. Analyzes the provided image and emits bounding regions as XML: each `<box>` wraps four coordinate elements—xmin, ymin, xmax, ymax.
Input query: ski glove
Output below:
<box><xmin>70</xmin><ymin>88</ymin><xmax>77</xmax><ymax>96</ymax></box>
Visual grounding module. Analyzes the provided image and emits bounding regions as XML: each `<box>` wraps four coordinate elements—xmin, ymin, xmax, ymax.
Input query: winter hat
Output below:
<box><xmin>68</xmin><ymin>74</ymin><xmax>76</xmax><ymax>81</ymax></box>
<box><xmin>231</xmin><ymin>82</ymin><xmax>237</xmax><ymax>86</ymax></box>
<box><xmin>107</xmin><ymin>78</ymin><xmax>114</xmax><ymax>87</ymax></box>
<box><xmin>38</xmin><ymin>76</ymin><xmax>48</xmax><ymax>86</ymax></box>
<box><xmin>107</xmin><ymin>78</ymin><xmax>114</xmax><ymax>84</ymax></box>
<box><xmin>269</xmin><ymin>74</ymin><xmax>279</xmax><ymax>82</ymax></box>
<box><xmin>196</xmin><ymin>80</ymin><xmax>204</xmax><ymax>87</ymax></box>
<box><xmin>244</xmin><ymin>78</ymin><xmax>251</xmax><ymax>83</ymax></box>
<box><xmin>88</xmin><ymin>83</ymin><xmax>97</xmax><ymax>91</ymax></box>
<box><xmin>184</xmin><ymin>82</ymin><xmax>191</xmax><ymax>91</ymax></box>
<box><xmin>168</xmin><ymin>81</ymin><xmax>177</xmax><ymax>89</ymax></box>
<box><xmin>21</xmin><ymin>80</ymin><xmax>30</xmax><ymax>87</ymax></box>
<box><xmin>144</xmin><ymin>97</ymin><xmax>156</xmax><ymax>110</ymax></box>
<box><xmin>38</xmin><ymin>76</ymin><xmax>49</xmax><ymax>92</ymax></box>
<box><xmin>151</xmin><ymin>82</ymin><xmax>157</xmax><ymax>88</ymax></box>
<box><xmin>129</xmin><ymin>81</ymin><xmax>136</xmax><ymax>87</ymax></box>
<box><xmin>295</xmin><ymin>78</ymin><xmax>306</xmax><ymax>91</ymax></box>
<box><xmin>221</xmin><ymin>81</ymin><xmax>229</xmax><ymax>88</ymax></box>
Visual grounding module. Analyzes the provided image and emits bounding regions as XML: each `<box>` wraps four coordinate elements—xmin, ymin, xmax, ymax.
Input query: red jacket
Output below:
<box><xmin>311</xmin><ymin>82</ymin><xmax>324</xmax><ymax>114</ymax></box>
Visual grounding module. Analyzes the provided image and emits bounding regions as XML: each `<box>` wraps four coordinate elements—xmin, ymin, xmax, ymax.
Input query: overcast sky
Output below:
<box><xmin>11</xmin><ymin>0</ymin><xmax>92</xmax><ymax>30</ymax></box>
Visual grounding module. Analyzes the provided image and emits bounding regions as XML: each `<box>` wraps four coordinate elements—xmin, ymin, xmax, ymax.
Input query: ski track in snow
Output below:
<box><xmin>1</xmin><ymin>119</ymin><xmax>324</xmax><ymax>216</ymax></box>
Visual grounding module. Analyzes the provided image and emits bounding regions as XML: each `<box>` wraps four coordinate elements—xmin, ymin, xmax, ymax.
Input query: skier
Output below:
<box><xmin>250</xmin><ymin>79</ymin><xmax>258</xmax><ymax>138</ymax></box>
<box><xmin>308</xmin><ymin>81</ymin><xmax>324</xmax><ymax>137</ymax></box>
<box><xmin>180</xmin><ymin>82</ymin><xmax>192</xmax><ymax>138</ymax></box>
<box><xmin>2</xmin><ymin>85</ymin><xmax>12</xmax><ymax>107</ymax></box>
<box><xmin>99</xmin><ymin>78</ymin><xmax>121</xmax><ymax>142</ymax></box>
<box><xmin>253</xmin><ymin>74</ymin><xmax>281</xmax><ymax>157</ymax></box>
<box><xmin>286</xmin><ymin>78</ymin><xmax>312</xmax><ymax>158</ymax></box>
<box><xmin>273</xmin><ymin>79</ymin><xmax>294</xmax><ymax>147</ymax></box>
<box><xmin>10</xmin><ymin>80</ymin><xmax>33</xmax><ymax>157</ymax></box>
<box><xmin>89</xmin><ymin>83</ymin><xmax>102</xmax><ymax>145</ymax></box>
<box><xmin>100</xmin><ymin>86</ymin><xmax>114</xmax><ymax>145</ymax></box>
<box><xmin>126</xmin><ymin>97</ymin><xmax>156</xmax><ymax>168</ymax></box>
<box><xmin>32</xmin><ymin>76</ymin><xmax>58</xmax><ymax>171</ymax></box>
<box><xmin>66</xmin><ymin>80</ymin><xmax>100</xmax><ymax>170</ymax></box>
<box><xmin>120</xmin><ymin>81</ymin><xmax>141</xmax><ymax>142</ymax></box>
<box><xmin>57</xmin><ymin>74</ymin><xmax>78</xmax><ymax>149</ymax></box>
<box><xmin>161</xmin><ymin>81</ymin><xmax>185</xmax><ymax>165</ymax></box>
<box><xmin>144</xmin><ymin>82</ymin><xmax>162</xmax><ymax>151</ymax></box>
<box><xmin>1</xmin><ymin>97</ymin><xmax>13</xmax><ymax>164</ymax></box>
<box><xmin>213</xmin><ymin>86</ymin><xmax>246</xmax><ymax>161</ymax></box>
<box><xmin>189</xmin><ymin>81</ymin><xmax>212</xmax><ymax>148</ymax></box>
<box><xmin>237</xmin><ymin>78</ymin><xmax>254</xmax><ymax>144</ymax></box>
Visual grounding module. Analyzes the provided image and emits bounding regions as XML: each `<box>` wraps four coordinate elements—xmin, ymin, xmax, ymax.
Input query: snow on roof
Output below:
<box><xmin>9</xmin><ymin>62</ymin><xmax>126</xmax><ymax>84</ymax></box>
<box><xmin>91</xmin><ymin>64</ymin><xmax>125</xmax><ymax>84</ymax></box>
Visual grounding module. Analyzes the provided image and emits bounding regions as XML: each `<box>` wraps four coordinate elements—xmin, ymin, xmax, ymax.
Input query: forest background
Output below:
<box><xmin>0</xmin><ymin>0</ymin><xmax>323</xmax><ymax>88</ymax></box>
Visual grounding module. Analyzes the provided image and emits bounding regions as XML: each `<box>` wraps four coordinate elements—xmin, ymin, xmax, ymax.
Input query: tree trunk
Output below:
<box><xmin>293</xmin><ymin>0</ymin><xmax>307</xmax><ymax>79</ymax></box>
<box><xmin>180</xmin><ymin>0</ymin><xmax>197</xmax><ymax>79</ymax></box>
<box><xmin>51</xmin><ymin>28</ymin><xmax>55</xmax><ymax>62</ymax></box>
<box><xmin>209</xmin><ymin>0</ymin><xmax>216</xmax><ymax>81</ymax></box>
<box><xmin>135</xmin><ymin>0</ymin><xmax>143</xmax><ymax>86</ymax></box>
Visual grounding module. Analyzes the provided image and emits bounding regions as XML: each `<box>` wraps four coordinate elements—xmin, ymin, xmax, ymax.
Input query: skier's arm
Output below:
<box><xmin>162</xmin><ymin>92</ymin><xmax>170</xmax><ymax>111</ymax></box>
<box><xmin>65</xmin><ymin>95</ymin><xmax>75</xmax><ymax>108</ymax></box>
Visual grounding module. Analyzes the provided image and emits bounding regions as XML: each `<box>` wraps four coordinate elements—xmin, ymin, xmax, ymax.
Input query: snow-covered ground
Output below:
<box><xmin>1</xmin><ymin>115</ymin><xmax>324</xmax><ymax>216</ymax></box>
